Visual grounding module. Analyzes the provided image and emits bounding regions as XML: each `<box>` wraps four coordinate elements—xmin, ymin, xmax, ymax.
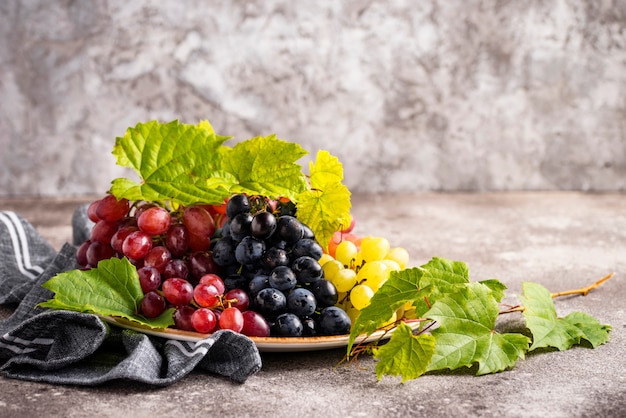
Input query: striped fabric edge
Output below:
<box><xmin>0</xmin><ymin>211</ymin><xmax>46</xmax><ymax>280</ymax></box>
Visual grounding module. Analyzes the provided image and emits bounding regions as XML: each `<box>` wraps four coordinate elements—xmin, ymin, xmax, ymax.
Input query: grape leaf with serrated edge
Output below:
<box><xmin>372</xmin><ymin>321</ymin><xmax>436</xmax><ymax>382</ymax></box>
<box><xmin>520</xmin><ymin>281</ymin><xmax>611</xmax><ymax>351</ymax></box>
<box><xmin>296</xmin><ymin>150</ymin><xmax>351</xmax><ymax>251</ymax></box>
<box><xmin>39</xmin><ymin>257</ymin><xmax>175</xmax><ymax>329</ymax></box>
<box><xmin>217</xmin><ymin>134</ymin><xmax>309</xmax><ymax>201</ymax></box>
<box><xmin>110</xmin><ymin>120</ymin><xmax>231</xmax><ymax>205</ymax></box>
<box><xmin>426</xmin><ymin>282</ymin><xmax>530</xmax><ymax>375</ymax></box>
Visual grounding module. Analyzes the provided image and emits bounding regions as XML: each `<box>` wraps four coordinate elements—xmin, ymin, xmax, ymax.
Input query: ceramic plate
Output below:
<box><xmin>101</xmin><ymin>316</ymin><xmax>417</xmax><ymax>352</ymax></box>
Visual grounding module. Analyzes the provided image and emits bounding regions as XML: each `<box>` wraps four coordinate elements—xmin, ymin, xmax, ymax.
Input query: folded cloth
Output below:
<box><xmin>0</xmin><ymin>208</ymin><xmax>262</xmax><ymax>386</ymax></box>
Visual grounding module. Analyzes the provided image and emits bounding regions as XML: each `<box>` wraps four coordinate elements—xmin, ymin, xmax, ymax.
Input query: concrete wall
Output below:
<box><xmin>1</xmin><ymin>0</ymin><xmax>625</xmax><ymax>196</ymax></box>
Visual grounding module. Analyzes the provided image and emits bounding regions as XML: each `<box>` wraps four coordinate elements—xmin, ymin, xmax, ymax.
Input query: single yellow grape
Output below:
<box><xmin>356</xmin><ymin>260</ymin><xmax>389</xmax><ymax>290</ymax></box>
<box><xmin>360</xmin><ymin>236</ymin><xmax>390</xmax><ymax>262</ymax></box>
<box><xmin>335</xmin><ymin>240</ymin><xmax>358</xmax><ymax>268</ymax></box>
<box><xmin>381</xmin><ymin>259</ymin><xmax>401</xmax><ymax>273</ymax></box>
<box><xmin>350</xmin><ymin>284</ymin><xmax>375</xmax><ymax>310</ymax></box>
<box><xmin>386</xmin><ymin>246</ymin><xmax>410</xmax><ymax>269</ymax></box>
<box><xmin>318</xmin><ymin>253</ymin><xmax>335</xmax><ymax>267</ymax></box>
<box><xmin>331</xmin><ymin>268</ymin><xmax>358</xmax><ymax>293</ymax></box>
<box><xmin>322</xmin><ymin>259</ymin><xmax>343</xmax><ymax>281</ymax></box>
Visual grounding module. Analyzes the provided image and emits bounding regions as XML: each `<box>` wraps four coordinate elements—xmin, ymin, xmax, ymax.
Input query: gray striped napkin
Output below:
<box><xmin>0</xmin><ymin>208</ymin><xmax>262</xmax><ymax>386</ymax></box>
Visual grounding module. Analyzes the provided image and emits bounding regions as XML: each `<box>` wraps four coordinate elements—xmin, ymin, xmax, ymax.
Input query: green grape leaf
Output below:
<box><xmin>372</xmin><ymin>322</ymin><xmax>436</xmax><ymax>382</ymax></box>
<box><xmin>296</xmin><ymin>150</ymin><xmax>351</xmax><ymax>251</ymax></box>
<box><xmin>520</xmin><ymin>282</ymin><xmax>611</xmax><ymax>351</ymax></box>
<box><xmin>348</xmin><ymin>267</ymin><xmax>427</xmax><ymax>353</ymax></box>
<box><xmin>479</xmin><ymin>279</ymin><xmax>508</xmax><ymax>303</ymax></box>
<box><xmin>218</xmin><ymin>134</ymin><xmax>309</xmax><ymax>201</ymax></box>
<box><xmin>426</xmin><ymin>282</ymin><xmax>530</xmax><ymax>375</ymax></box>
<box><xmin>39</xmin><ymin>257</ymin><xmax>175</xmax><ymax>329</ymax></box>
<box><xmin>111</xmin><ymin>120</ymin><xmax>231</xmax><ymax>205</ymax></box>
<box><xmin>412</xmin><ymin>257</ymin><xmax>471</xmax><ymax>317</ymax></box>
<box><xmin>561</xmin><ymin>312</ymin><xmax>612</xmax><ymax>348</ymax></box>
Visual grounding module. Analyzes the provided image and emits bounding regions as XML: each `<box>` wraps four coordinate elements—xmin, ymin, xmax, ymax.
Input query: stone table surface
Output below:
<box><xmin>0</xmin><ymin>192</ymin><xmax>624</xmax><ymax>418</ymax></box>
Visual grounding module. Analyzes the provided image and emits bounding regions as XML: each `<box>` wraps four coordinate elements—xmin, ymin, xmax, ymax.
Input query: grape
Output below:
<box><xmin>163</xmin><ymin>258</ymin><xmax>189</xmax><ymax>280</ymax></box>
<box><xmin>165</xmin><ymin>224</ymin><xmax>189</xmax><ymax>258</ymax></box>
<box><xmin>272</xmin><ymin>313</ymin><xmax>303</xmax><ymax>337</ymax></box>
<box><xmin>191</xmin><ymin>308</ymin><xmax>218</xmax><ymax>333</ymax></box>
<box><xmin>182</xmin><ymin>205</ymin><xmax>216</xmax><ymax>237</ymax></box>
<box><xmin>248</xmin><ymin>274</ymin><xmax>270</xmax><ymax>297</ymax></box>
<box><xmin>301</xmin><ymin>316</ymin><xmax>318</xmax><ymax>336</ymax></box>
<box><xmin>262</xmin><ymin>247</ymin><xmax>289</xmax><ymax>270</ymax></box>
<box><xmin>335</xmin><ymin>240</ymin><xmax>358</xmax><ymax>268</ymax></box>
<box><xmin>199</xmin><ymin>273</ymin><xmax>226</xmax><ymax>294</ymax></box>
<box><xmin>329</xmin><ymin>268</ymin><xmax>357</xmax><ymax>293</ymax></box>
<box><xmin>140</xmin><ymin>290</ymin><xmax>166</xmax><ymax>318</ymax></box>
<box><xmin>137</xmin><ymin>265</ymin><xmax>161</xmax><ymax>293</ymax></box>
<box><xmin>275</xmin><ymin>215</ymin><xmax>304</xmax><ymax>244</ymax></box>
<box><xmin>211</xmin><ymin>237</ymin><xmax>237</xmax><ymax>266</ymax></box>
<box><xmin>87</xmin><ymin>199</ymin><xmax>101</xmax><ymax>222</ymax></box>
<box><xmin>137</xmin><ymin>206</ymin><xmax>171</xmax><ymax>235</ymax></box>
<box><xmin>318</xmin><ymin>306</ymin><xmax>351</xmax><ymax>335</ymax></box>
<box><xmin>225</xmin><ymin>288</ymin><xmax>250</xmax><ymax>311</ymax></box>
<box><xmin>235</xmin><ymin>236</ymin><xmax>266</xmax><ymax>266</ymax></box>
<box><xmin>219</xmin><ymin>307</ymin><xmax>244</xmax><ymax>332</ymax></box>
<box><xmin>359</xmin><ymin>236</ymin><xmax>390</xmax><ymax>262</ymax></box>
<box><xmin>174</xmin><ymin>305</ymin><xmax>196</xmax><ymax>331</ymax></box>
<box><xmin>188</xmin><ymin>232</ymin><xmax>212</xmax><ymax>252</ymax></box>
<box><xmin>188</xmin><ymin>251</ymin><xmax>219</xmax><ymax>281</ymax></box>
<box><xmin>193</xmin><ymin>283</ymin><xmax>221</xmax><ymax>308</ymax></box>
<box><xmin>241</xmin><ymin>310</ymin><xmax>271</xmax><ymax>337</ymax></box>
<box><xmin>268</xmin><ymin>266</ymin><xmax>297</xmax><ymax>292</ymax></box>
<box><xmin>254</xmin><ymin>287</ymin><xmax>287</xmax><ymax>318</ymax></box>
<box><xmin>162</xmin><ymin>277</ymin><xmax>194</xmax><ymax>306</ymax></box>
<box><xmin>301</xmin><ymin>224</ymin><xmax>315</xmax><ymax>240</ymax></box>
<box><xmin>226</xmin><ymin>194</ymin><xmax>250</xmax><ymax>218</ymax></box>
<box><xmin>349</xmin><ymin>283</ymin><xmax>374</xmax><ymax>310</ymax></box>
<box><xmin>143</xmin><ymin>246</ymin><xmax>171</xmax><ymax>273</ymax></box>
<box><xmin>91</xmin><ymin>220</ymin><xmax>120</xmax><ymax>244</ymax></box>
<box><xmin>307</xmin><ymin>279</ymin><xmax>339</xmax><ymax>308</ymax></box>
<box><xmin>111</xmin><ymin>225</ymin><xmax>138</xmax><ymax>254</ymax></box>
<box><xmin>229</xmin><ymin>212</ymin><xmax>253</xmax><ymax>241</ymax></box>
<box><xmin>321</xmin><ymin>259</ymin><xmax>343</xmax><ymax>281</ymax></box>
<box><xmin>356</xmin><ymin>260</ymin><xmax>389</xmax><ymax>291</ymax></box>
<box><xmin>223</xmin><ymin>274</ymin><xmax>247</xmax><ymax>291</ymax></box>
<box><xmin>122</xmin><ymin>230</ymin><xmax>153</xmax><ymax>260</ymax></box>
<box><xmin>96</xmin><ymin>194</ymin><xmax>129</xmax><ymax>222</ymax></box>
<box><xmin>291</xmin><ymin>238</ymin><xmax>323</xmax><ymax>260</ymax></box>
<box><xmin>86</xmin><ymin>241</ymin><xmax>116</xmax><ymax>266</ymax></box>
<box><xmin>291</xmin><ymin>256</ymin><xmax>323</xmax><ymax>284</ymax></box>
<box><xmin>250</xmin><ymin>211</ymin><xmax>277</xmax><ymax>239</ymax></box>
<box><xmin>286</xmin><ymin>288</ymin><xmax>317</xmax><ymax>317</ymax></box>
<box><xmin>76</xmin><ymin>240</ymin><xmax>90</xmax><ymax>266</ymax></box>
<box><xmin>386</xmin><ymin>247</ymin><xmax>410</xmax><ymax>269</ymax></box>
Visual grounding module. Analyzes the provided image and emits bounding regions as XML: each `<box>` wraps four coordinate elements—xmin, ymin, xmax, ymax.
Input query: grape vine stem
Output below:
<box><xmin>499</xmin><ymin>272</ymin><xmax>615</xmax><ymax>315</ymax></box>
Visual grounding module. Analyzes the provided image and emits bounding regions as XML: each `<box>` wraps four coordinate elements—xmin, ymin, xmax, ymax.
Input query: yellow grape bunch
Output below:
<box><xmin>321</xmin><ymin>230</ymin><xmax>410</xmax><ymax>324</ymax></box>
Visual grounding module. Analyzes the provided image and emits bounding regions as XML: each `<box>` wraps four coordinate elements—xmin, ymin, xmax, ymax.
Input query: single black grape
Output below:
<box><xmin>224</xmin><ymin>274</ymin><xmax>248</xmax><ymax>291</ymax></box>
<box><xmin>276</xmin><ymin>215</ymin><xmax>304</xmax><ymax>244</ymax></box>
<box><xmin>226</xmin><ymin>194</ymin><xmax>251</xmax><ymax>218</ymax></box>
<box><xmin>302</xmin><ymin>224</ymin><xmax>315</xmax><ymax>239</ymax></box>
<box><xmin>286</xmin><ymin>287</ymin><xmax>317</xmax><ymax>317</ymax></box>
<box><xmin>262</xmin><ymin>246</ymin><xmax>290</xmax><ymax>270</ymax></box>
<box><xmin>211</xmin><ymin>237</ymin><xmax>237</xmax><ymax>266</ymax></box>
<box><xmin>250</xmin><ymin>211</ymin><xmax>277</xmax><ymax>239</ymax></box>
<box><xmin>254</xmin><ymin>287</ymin><xmax>287</xmax><ymax>318</ymax></box>
<box><xmin>271</xmin><ymin>313</ymin><xmax>303</xmax><ymax>337</ymax></box>
<box><xmin>248</xmin><ymin>274</ymin><xmax>271</xmax><ymax>297</ymax></box>
<box><xmin>291</xmin><ymin>238</ymin><xmax>323</xmax><ymax>260</ymax></box>
<box><xmin>235</xmin><ymin>236</ymin><xmax>266</xmax><ymax>266</ymax></box>
<box><xmin>300</xmin><ymin>316</ymin><xmax>318</xmax><ymax>336</ymax></box>
<box><xmin>306</xmin><ymin>279</ymin><xmax>338</xmax><ymax>308</ymax></box>
<box><xmin>230</xmin><ymin>212</ymin><xmax>253</xmax><ymax>241</ymax></box>
<box><xmin>318</xmin><ymin>306</ymin><xmax>351</xmax><ymax>335</ymax></box>
<box><xmin>269</xmin><ymin>266</ymin><xmax>297</xmax><ymax>292</ymax></box>
<box><xmin>292</xmin><ymin>256</ymin><xmax>323</xmax><ymax>284</ymax></box>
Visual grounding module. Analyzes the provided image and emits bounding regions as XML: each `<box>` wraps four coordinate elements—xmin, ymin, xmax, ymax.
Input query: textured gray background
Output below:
<box><xmin>1</xmin><ymin>0</ymin><xmax>625</xmax><ymax>196</ymax></box>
